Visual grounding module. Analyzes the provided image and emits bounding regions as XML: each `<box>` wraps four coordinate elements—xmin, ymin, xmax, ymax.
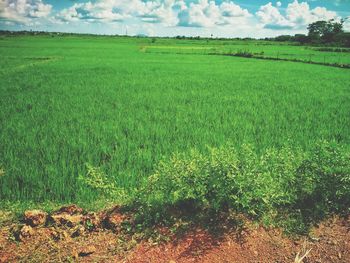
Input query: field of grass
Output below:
<box><xmin>0</xmin><ymin>35</ymin><xmax>349</xmax><ymax>208</ymax></box>
<box><xmin>144</xmin><ymin>39</ymin><xmax>350</xmax><ymax>65</ymax></box>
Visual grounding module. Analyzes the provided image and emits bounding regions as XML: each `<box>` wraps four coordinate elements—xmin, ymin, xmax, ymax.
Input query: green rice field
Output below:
<box><xmin>0</xmin><ymin>35</ymin><xmax>349</xmax><ymax>203</ymax></box>
<box><xmin>144</xmin><ymin>39</ymin><xmax>350</xmax><ymax>65</ymax></box>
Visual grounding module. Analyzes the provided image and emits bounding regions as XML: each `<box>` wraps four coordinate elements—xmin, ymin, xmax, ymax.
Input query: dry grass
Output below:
<box><xmin>294</xmin><ymin>239</ymin><xmax>312</xmax><ymax>263</ymax></box>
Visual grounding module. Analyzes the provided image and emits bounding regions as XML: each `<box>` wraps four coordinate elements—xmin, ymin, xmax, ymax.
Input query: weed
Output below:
<box><xmin>130</xmin><ymin>142</ymin><xmax>349</xmax><ymax>232</ymax></box>
<box><xmin>0</xmin><ymin>166</ymin><xmax>4</xmax><ymax>177</ymax></box>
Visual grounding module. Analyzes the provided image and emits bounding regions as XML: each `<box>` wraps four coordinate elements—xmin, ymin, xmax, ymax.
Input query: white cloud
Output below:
<box><xmin>0</xmin><ymin>0</ymin><xmax>52</xmax><ymax>23</ymax></box>
<box><xmin>256</xmin><ymin>2</ymin><xmax>293</xmax><ymax>29</ymax></box>
<box><xmin>55</xmin><ymin>0</ymin><xmax>252</xmax><ymax>28</ymax></box>
<box><xmin>0</xmin><ymin>0</ymin><xmax>248</xmax><ymax>29</ymax></box>
<box><xmin>56</xmin><ymin>0</ymin><xmax>182</xmax><ymax>25</ymax></box>
<box><xmin>56</xmin><ymin>1</ymin><xmax>130</xmax><ymax>23</ymax></box>
<box><xmin>137</xmin><ymin>0</ymin><xmax>180</xmax><ymax>25</ymax></box>
<box><xmin>178</xmin><ymin>0</ymin><xmax>251</xmax><ymax>27</ymax></box>
<box><xmin>310</xmin><ymin>7</ymin><xmax>338</xmax><ymax>22</ymax></box>
<box><xmin>257</xmin><ymin>0</ymin><xmax>339</xmax><ymax>30</ymax></box>
<box><xmin>285</xmin><ymin>1</ymin><xmax>337</xmax><ymax>25</ymax></box>
<box><xmin>178</xmin><ymin>0</ymin><xmax>220</xmax><ymax>27</ymax></box>
<box><xmin>220</xmin><ymin>2</ymin><xmax>251</xmax><ymax>18</ymax></box>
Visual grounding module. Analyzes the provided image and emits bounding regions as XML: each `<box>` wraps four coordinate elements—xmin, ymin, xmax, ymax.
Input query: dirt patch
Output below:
<box><xmin>124</xmin><ymin>218</ymin><xmax>350</xmax><ymax>263</ymax></box>
<box><xmin>0</xmin><ymin>206</ymin><xmax>349</xmax><ymax>262</ymax></box>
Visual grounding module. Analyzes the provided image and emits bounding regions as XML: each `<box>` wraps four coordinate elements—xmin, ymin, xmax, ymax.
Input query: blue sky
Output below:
<box><xmin>1</xmin><ymin>0</ymin><xmax>349</xmax><ymax>37</ymax></box>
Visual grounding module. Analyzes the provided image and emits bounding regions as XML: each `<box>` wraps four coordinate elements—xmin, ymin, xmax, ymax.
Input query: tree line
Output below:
<box><xmin>267</xmin><ymin>19</ymin><xmax>350</xmax><ymax>47</ymax></box>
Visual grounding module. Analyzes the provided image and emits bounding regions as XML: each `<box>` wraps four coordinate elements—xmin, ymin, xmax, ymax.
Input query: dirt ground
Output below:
<box><xmin>0</xmin><ymin>206</ymin><xmax>349</xmax><ymax>263</ymax></box>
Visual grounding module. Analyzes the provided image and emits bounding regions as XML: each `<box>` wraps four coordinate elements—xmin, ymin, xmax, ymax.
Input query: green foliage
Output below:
<box><xmin>78</xmin><ymin>164</ymin><xmax>117</xmax><ymax>196</ymax></box>
<box><xmin>148</xmin><ymin>39</ymin><xmax>350</xmax><ymax>65</ymax></box>
<box><xmin>235</xmin><ymin>50</ymin><xmax>253</xmax><ymax>57</ymax></box>
<box><xmin>133</xmin><ymin>142</ymin><xmax>349</xmax><ymax>228</ymax></box>
<box><xmin>270</xmin><ymin>19</ymin><xmax>350</xmax><ymax>47</ymax></box>
<box><xmin>296</xmin><ymin>141</ymin><xmax>350</xmax><ymax>215</ymax></box>
<box><xmin>0</xmin><ymin>36</ymin><xmax>349</xmax><ymax>203</ymax></box>
<box><xmin>307</xmin><ymin>19</ymin><xmax>344</xmax><ymax>44</ymax></box>
<box><xmin>78</xmin><ymin>164</ymin><xmax>127</xmax><ymax>201</ymax></box>
<box><xmin>0</xmin><ymin>165</ymin><xmax>4</xmax><ymax>177</ymax></box>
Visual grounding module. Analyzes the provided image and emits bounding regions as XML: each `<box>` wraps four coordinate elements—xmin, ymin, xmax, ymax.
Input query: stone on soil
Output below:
<box><xmin>19</xmin><ymin>225</ymin><xmax>34</xmax><ymax>240</ymax></box>
<box><xmin>51</xmin><ymin>213</ymin><xmax>83</xmax><ymax>227</ymax></box>
<box><xmin>24</xmin><ymin>210</ymin><xmax>47</xmax><ymax>226</ymax></box>
<box><xmin>78</xmin><ymin>245</ymin><xmax>96</xmax><ymax>257</ymax></box>
<box><xmin>56</xmin><ymin>204</ymin><xmax>83</xmax><ymax>215</ymax></box>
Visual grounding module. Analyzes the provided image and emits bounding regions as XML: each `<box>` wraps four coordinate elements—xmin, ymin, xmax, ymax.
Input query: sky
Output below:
<box><xmin>0</xmin><ymin>0</ymin><xmax>349</xmax><ymax>38</ymax></box>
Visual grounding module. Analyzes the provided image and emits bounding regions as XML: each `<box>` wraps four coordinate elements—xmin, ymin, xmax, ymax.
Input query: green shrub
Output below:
<box><xmin>0</xmin><ymin>165</ymin><xmax>4</xmax><ymax>177</ymax></box>
<box><xmin>78</xmin><ymin>163</ymin><xmax>128</xmax><ymax>201</ymax></box>
<box><xmin>77</xmin><ymin>142</ymin><xmax>349</xmax><ymax>231</ymax></box>
<box><xmin>235</xmin><ymin>50</ymin><xmax>253</xmax><ymax>57</ymax></box>
<box><xmin>296</xmin><ymin>141</ymin><xmax>350</xmax><ymax>215</ymax></box>
<box><xmin>133</xmin><ymin>142</ymin><xmax>349</xmax><ymax>227</ymax></box>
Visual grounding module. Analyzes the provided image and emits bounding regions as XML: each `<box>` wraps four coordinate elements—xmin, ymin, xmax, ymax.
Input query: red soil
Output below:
<box><xmin>0</xmin><ymin>212</ymin><xmax>349</xmax><ymax>263</ymax></box>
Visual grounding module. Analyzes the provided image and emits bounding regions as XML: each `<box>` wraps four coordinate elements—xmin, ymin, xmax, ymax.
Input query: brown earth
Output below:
<box><xmin>0</xmin><ymin>206</ymin><xmax>349</xmax><ymax>263</ymax></box>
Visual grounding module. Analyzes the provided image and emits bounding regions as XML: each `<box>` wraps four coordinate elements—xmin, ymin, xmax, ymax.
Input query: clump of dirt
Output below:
<box><xmin>0</xmin><ymin>205</ymin><xmax>349</xmax><ymax>262</ymax></box>
<box><xmin>24</xmin><ymin>210</ymin><xmax>47</xmax><ymax>227</ymax></box>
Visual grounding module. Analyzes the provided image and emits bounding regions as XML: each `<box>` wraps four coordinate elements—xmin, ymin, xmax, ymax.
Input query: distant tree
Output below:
<box><xmin>275</xmin><ymin>35</ymin><xmax>293</xmax><ymax>42</ymax></box>
<box><xmin>294</xmin><ymin>34</ymin><xmax>309</xmax><ymax>44</ymax></box>
<box><xmin>335</xmin><ymin>32</ymin><xmax>350</xmax><ymax>47</ymax></box>
<box><xmin>307</xmin><ymin>19</ymin><xmax>344</xmax><ymax>43</ymax></box>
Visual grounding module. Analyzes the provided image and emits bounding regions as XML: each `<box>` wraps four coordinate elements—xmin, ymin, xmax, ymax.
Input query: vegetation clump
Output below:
<box><xmin>127</xmin><ymin>141</ymin><xmax>349</xmax><ymax>232</ymax></box>
<box><xmin>267</xmin><ymin>19</ymin><xmax>350</xmax><ymax>47</ymax></box>
<box><xmin>234</xmin><ymin>50</ymin><xmax>254</xmax><ymax>58</ymax></box>
<box><xmin>0</xmin><ymin>166</ymin><xmax>4</xmax><ymax>177</ymax></box>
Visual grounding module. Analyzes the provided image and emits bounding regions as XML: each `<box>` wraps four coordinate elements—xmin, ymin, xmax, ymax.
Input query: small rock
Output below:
<box><xmin>24</xmin><ymin>210</ymin><xmax>47</xmax><ymax>227</ymax></box>
<box><xmin>51</xmin><ymin>214</ymin><xmax>83</xmax><ymax>227</ymax></box>
<box><xmin>83</xmin><ymin>212</ymin><xmax>102</xmax><ymax>230</ymax></box>
<box><xmin>338</xmin><ymin>252</ymin><xmax>342</xmax><ymax>259</ymax></box>
<box><xmin>19</xmin><ymin>225</ymin><xmax>34</xmax><ymax>240</ymax></box>
<box><xmin>56</xmin><ymin>204</ymin><xmax>83</xmax><ymax>215</ymax></box>
<box><xmin>71</xmin><ymin>225</ymin><xmax>85</xmax><ymax>238</ymax></box>
<box><xmin>78</xmin><ymin>245</ymin><xmax>96</xmax><ymax>257</ymax></box>
<box><xmin>104</xmin><ymin>212</ymin><xmax>127</xmax><ymax>230</ymax></box>
<box><xmin>50</xmin><ymin>229</ymin><xmax>69</xmax><ymax>241</ymax></box>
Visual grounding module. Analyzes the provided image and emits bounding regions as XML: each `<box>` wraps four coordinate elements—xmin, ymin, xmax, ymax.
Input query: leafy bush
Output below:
<box><xmin>0</xmin><ymin>165</ymin><xmax>4</xmax><ymax>177</ymax></box>
<box><xmin>235</xmin><ymin>50</ymin><xmax>253</xmax><ymax>57</ymax></box>
<box><xmin>77</xmin><ymin>142</ymin><xmax>349</xmax><ymax>231</ymax></box>
<box><xmin>78</xmin><ymin>164</ymin><xmax>128</xmax><ymax>201</ymax></box>
<box><xmin>296</xmin><ymin>141</ymin><xmax>350</xmax><ymax>216</ymax></box>
<box><xmin>133</xmin><ymin>142</ymin><xmax>349</xmax><ymax>227</ymax></box>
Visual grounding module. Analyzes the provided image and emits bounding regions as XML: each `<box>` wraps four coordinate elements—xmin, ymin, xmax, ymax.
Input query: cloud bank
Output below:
<box><xmin>257</xmin><ymin>1</ymin><xmax>338</xmax><ymax>30</ymax></box>
<box><xmin>0</xmin><ymin>0</ymin><xmax>348</xmax><ymax>36</ymax></box>
<box><xmin>0</xmin><ymin>0</ymin><xmax>52</xmax><ymax>24</ymax></box>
